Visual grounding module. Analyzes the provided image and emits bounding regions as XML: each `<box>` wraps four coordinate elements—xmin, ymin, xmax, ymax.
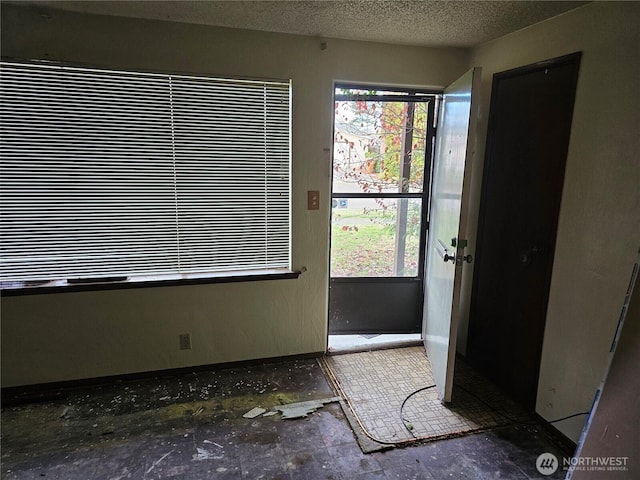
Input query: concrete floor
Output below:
<box><xmin>1</xmin><ymin>357</ymin><xmax>573</xmax><ymax>479</ymax></box>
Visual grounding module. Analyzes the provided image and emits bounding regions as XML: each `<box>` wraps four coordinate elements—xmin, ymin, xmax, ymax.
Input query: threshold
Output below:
<box><xmin>327</xmin><ymin>333</ymin><xmax>422</xmax><ymax>354</ymax></box>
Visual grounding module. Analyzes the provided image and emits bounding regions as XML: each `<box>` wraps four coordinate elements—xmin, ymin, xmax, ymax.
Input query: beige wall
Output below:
<box><xmin>461</xmin><ymin>2</ymin><xmax>640</xmax><ymax>442</ymax></box>
<box><xmin>0</xmin><ymin>4</ymin><xmax>469</xmax><ymax>387</ymax></box>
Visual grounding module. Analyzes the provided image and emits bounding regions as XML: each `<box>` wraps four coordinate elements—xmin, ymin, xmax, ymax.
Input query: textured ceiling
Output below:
<box><xmin>25</xmin><ymin>1</ymin><xmax>587</xmax><ymax>48</ymax></box>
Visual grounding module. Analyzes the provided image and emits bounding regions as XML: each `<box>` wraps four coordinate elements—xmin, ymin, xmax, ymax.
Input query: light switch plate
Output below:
<box><xmin>308</xmin><ymin>191</ymin><xmax>320</xmax><ymax>210</ymax></box>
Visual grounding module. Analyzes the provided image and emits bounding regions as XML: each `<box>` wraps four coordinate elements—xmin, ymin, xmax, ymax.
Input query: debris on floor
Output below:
<box><xmin>146</xmin><ymin>450</ymin><xmax>174</xmax><ymax>474</ymax></box>
<box><xmin>274</xmin><ymin>396</ymin><xmax>342</xmax><ymax>419</ymax></box>
<box><xmin>0</xmin><ymin>357</ymin><xmax>573</xmax><ymax>480</ymax></box>
<box><xmin>242</xmin><ymin>396</ymin><xmax>343</xmax><ymax>420</ymax></box>
<box><xmin>242</xmin><ymin>406</ymin><xmax>267</xmax><ymax>418</ymax></box>
<box><xmin>202</xmin><ymin>440</ymin><xmax>223</xmax><ymax>448</ymax></box>
<box><xmin>192</xmin><ymin>447</ymin><xmax>219</xmax><ymax>461</ymax></box>
<box><xmin>192</xmin><ymin>405</ymin><xmax>205</xmax><ymax>416</ymax></box>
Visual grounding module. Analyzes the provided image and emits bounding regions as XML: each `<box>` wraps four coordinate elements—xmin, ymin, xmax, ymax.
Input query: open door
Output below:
<box><xmin>423</xmin><ymin>68</ymin><xmax>480</xmax><ymax>402</ymax></box>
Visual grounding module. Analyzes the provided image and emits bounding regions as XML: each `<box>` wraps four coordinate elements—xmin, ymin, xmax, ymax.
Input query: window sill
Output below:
<box><xmin>0</xmin><ymin>269</ymin><xmax>301</xmax><ymax>297</ymax></box>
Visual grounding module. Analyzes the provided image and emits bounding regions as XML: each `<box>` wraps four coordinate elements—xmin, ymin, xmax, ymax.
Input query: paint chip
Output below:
<box><xmin>193</xmin><ymin>406</ymin><xmax>205</xmax><ymax>416</ymax></box>
<box><xmin>242</xmin><ymin>407</ymin><xmax>266</xmax><ymax>419</ymax></box>
<box><xmin>203</xmin><ymin>440</ymin><xmax>224</xmax><ymax>448</ymax></box>
<box><xmin>192</xmin><ymin>447</ymin><xmax>217</xmax><ymax>461</ymax></box>
<box><xmin>273</xmin><ymin>396</ymin><xmax>341</xmax><ymax>419</ymax></box>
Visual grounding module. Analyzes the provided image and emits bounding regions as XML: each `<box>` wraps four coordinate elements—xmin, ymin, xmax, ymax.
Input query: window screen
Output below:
<box><xmin>0</xmin><ymin>60</ymin><xmax>291</xmax><ymax>284</ymax></box>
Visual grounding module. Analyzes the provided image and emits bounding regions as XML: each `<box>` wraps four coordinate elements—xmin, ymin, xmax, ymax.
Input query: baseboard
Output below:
<box><xmin>534</xmin><ymin>413</ymin><xmax>579</xmax><ymax>455</ymax></box>
<box><xmin>1</xmin><ymin>351</ymin><xmax>324</xmax><ymax>407</ymax></box>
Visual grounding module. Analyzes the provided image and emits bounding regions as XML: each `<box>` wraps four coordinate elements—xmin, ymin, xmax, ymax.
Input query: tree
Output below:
<box><xmin>334</xmin><ymin>99</ymin><xmax>428</xmax><ymax>192</ymax></box>
<box><xmin>331</xmin><ymin>94</ymin><xmax>430</xmax><ymax>277</ymax></box>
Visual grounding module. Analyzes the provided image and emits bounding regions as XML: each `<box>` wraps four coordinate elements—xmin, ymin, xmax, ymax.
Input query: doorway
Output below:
<box><xmin>327</xmin><ymin>85</ymin><xmax>438</xmax><ymax>337</ymax></box>
<box><xmin>327</xmin><ymin>68</ymin><xmax>480</xmax><ymax>406</ymax></box>
<box><xmin>467</xmin><ymin>53</ymin><xmax>582</xmax><ymax>411</ymax></box>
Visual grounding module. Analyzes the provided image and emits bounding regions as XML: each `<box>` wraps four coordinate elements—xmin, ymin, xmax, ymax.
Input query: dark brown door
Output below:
<box><xmin>467</xmin><ymin>53</ymin><xmax>581</xmax><ymax>411</ymax></box>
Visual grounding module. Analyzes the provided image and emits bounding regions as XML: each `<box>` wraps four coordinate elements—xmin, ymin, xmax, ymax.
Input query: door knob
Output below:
<box><xmin>455</xmin><ymin>254</ymin><xmax>473</xmax><ymax>265</ymax></box>
<box><xmin>443</xmin><ymin>253</ymin><xmax>472</xmax><ymax>264</ymax></box>
<box><xmin>520</xmin><ymin>245</ymin><xmax>544</xmax><ymax>266</ymax></box>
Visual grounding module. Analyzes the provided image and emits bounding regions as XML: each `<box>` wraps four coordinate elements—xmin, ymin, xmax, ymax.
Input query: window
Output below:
<box><xmin>330</xmin><ymin>85</ymin><xmax>436</xmax><ymax>278</ymax></box>
<box><xmin>0</xmin><ymin>60</ymin><xmax>292</xmax><ymax>289</ymax></box>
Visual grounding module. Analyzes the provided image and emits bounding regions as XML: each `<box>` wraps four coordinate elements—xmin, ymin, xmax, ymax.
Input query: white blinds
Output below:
<box><xmin>0</xmin><ymin>61</ymin><xmax>291</xmax><ymax>282</ymax></box>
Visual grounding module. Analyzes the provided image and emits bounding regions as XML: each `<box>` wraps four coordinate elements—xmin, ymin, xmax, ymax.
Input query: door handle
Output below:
<box><xmin>446</xmin><ymin>253</ymin><xmax>471</xmax><ymax>264</ymax></box>
<box><xmin>520</xmin><ymin>245</ymin><xmax>545</xmax><ymax>266</ymax></box>
<box><xmin>437</xmin><ymin>239</ymin><xmax>472</xmax><ymax>265</ymax></box>
<box><xmin>436</xmin><ymin>239</ymin><xmax>456</xmax><ymax>263</ymax></box>
<box><xmin>444</xmin><ymin>253</ymin><xmax>456</xmax><ymax>263</ymax></box>
<box><xmin>438</xmin><ymin>250</ymin><xmax>471</xmax><ymax>265</ymax></box>
<box><xmin>436</xmin><ymin>239</ymin><xmax>454</xmax><ymax>263</ymax></box>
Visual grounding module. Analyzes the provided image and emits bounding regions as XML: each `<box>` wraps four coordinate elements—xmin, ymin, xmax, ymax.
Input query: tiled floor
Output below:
<box><xmin>1</xmin><ymin>357</ymin><xmax>572</xmax><ymax>479</ymax></box>
<box><xmin>324</xmin><ymin>347</ymin><xmax>531</xmax><ymax>445</ymax></box>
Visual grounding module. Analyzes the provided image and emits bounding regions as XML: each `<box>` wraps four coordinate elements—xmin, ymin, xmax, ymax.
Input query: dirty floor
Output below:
<box><xmin>324</xmin><ymin>347</ymin><xmax>532</xmax><ymax>445</ymax></box>
<box><xmin>1</xmin><ymin>357</ymin><xmax>573</xmax><ymax>479</ymax></box>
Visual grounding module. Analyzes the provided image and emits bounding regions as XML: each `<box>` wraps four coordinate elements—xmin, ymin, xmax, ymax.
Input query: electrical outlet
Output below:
<box><xmin>179</xmin><ymin>333</ymin><xmax>192</xmax><ymax>350</ymax></box>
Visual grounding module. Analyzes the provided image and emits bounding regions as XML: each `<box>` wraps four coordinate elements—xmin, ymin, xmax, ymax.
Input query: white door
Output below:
<box><xmin>423</xmin><ymin>68</ymin><xmax>480</xmax><ymax>402</ymax></box>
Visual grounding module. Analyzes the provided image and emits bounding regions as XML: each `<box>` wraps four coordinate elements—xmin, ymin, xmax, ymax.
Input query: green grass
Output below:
<box><xmin>330</xmin><ymin>223</ymin><xmax>419</xmax><ymax>277</ymax></box>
